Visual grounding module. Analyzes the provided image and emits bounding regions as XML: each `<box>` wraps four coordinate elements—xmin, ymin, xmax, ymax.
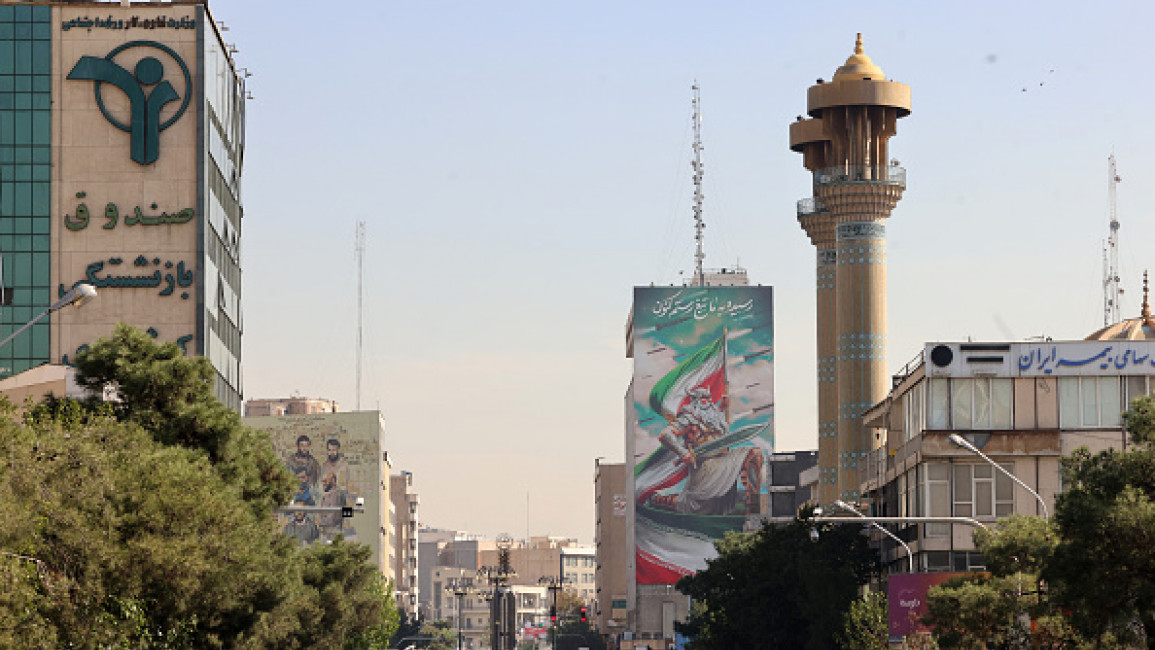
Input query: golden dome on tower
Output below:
<box><xmin>833</xmin><ymin>33</ymin><xmax>885</xmax><ymax>82</ymax></box>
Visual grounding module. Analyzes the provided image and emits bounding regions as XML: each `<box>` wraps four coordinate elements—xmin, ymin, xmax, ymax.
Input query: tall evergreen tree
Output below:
<box><xmin>0</xmin><ymin>325</ymin><xmax>397</xmax><ymax>648</ymax></box>
<box><xmin>676</xmin><ymin>515</ymin><xmax>875</xmax><ymax>650</ymax></box>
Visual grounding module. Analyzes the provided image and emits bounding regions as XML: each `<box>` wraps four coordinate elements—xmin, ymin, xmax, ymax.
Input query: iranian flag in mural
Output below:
<box><xmin>631</xmin><ymin>285</ymin><xmax>775</xmax><ymax>586</ymax></box>
<box><xmin>648</xmin><ymin>334</ymin><xmax>727</xmax><ymax>422</ymax></box>
<box><xmin>635</xmin><ymin>334</ymin><xmax>730</xmax><ymax>583</ymax></box>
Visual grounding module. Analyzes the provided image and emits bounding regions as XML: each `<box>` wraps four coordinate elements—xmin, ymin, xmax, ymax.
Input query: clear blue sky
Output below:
<box><xmin>217</xmin><ymin>0</ymin><xmax>1155</xmax><ymax>541</ymax></box>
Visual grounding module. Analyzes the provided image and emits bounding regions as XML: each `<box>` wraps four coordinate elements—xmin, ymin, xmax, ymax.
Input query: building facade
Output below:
<box><xmin>764</xmin><ymin>450</ymin><xmax>819</xmax><ymax>523</ymax></box>
<box><xmin>594</xmin><ymin>460</ymin><xmax>628</xmax><ymax>639</ymax></box>
<box><xmin>430</xmin><ymin>567</ymin><xmax>549</xmax><ymax>650</ymax></box>
<box><xmin>418</xmin><ymin>529</ymin><xmax>495</xmax><ymax>619</ymax></box>
<box><xmin>243</xmin><ymin>411</ymin><xmax>393</xmax><ymax>577</ymax></box>
<box><xmin>790</xmin><ymin>34</ymin><xmax>910</xmax><ymax>503</ymax></box>
<box><xmin>245</xmin><ymin>396</ymin><xmax>338</xmax><ymax>416</ymax></box>
<box><xmin>0</xmin><ymin>0</ymin><xmax>246</xmax><ymax>409</ymax></box>
<box><xmin>391</xmin><ymin>471</ymin><xmax>420</xmax><ymax>615</ymax></box>
<box><xmin>861</xmin><ymin>328</ymin><xmax>1153</xmax><ymax>573</ymax></box>
<box><xmin>625</xmin><ymin>282</ymin><xmax>774</xmax><ymax>645</ymax></box>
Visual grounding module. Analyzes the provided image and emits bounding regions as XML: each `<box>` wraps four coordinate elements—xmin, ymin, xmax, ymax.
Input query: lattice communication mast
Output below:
<box><xmin>1103</xmin><ymin>155</ymin><xmax>1122</xmax><ymax>326</ymax></box>
<box><xmin>354</xmin><ymin>220</ymin><xmax>366</xmax><ymax>411</ymax></box>
<box><xmin>691</xmin><ymin>82</ymin><xmax>705</xmax><ymax>286</ymax></box>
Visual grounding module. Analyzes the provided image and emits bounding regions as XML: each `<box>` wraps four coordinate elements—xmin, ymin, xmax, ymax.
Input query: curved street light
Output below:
<box><xmin>948</xmin><ymin>433</ymin><xmax>1049</xmax><ymax>520</ymax></box>
<box><xmin>834</xmin><ymin>500</ymin><xmax>914</xmax><ymax>574</ymax></box>
<box><xmin>0</xmin><ymin>283</ymin><xmax>98</xmax><ymax>352</ymax></box>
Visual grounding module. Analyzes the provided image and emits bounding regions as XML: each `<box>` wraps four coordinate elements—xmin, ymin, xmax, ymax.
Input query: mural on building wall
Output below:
<box><xmin>246</xmin><ymin>413</ymin><xmax>381</xmax><ymax>564</ymax></box>
<box><xmin>632</xmin><ymin>286</ymin><xmax>774</xmax><ymax>584</ymax></box>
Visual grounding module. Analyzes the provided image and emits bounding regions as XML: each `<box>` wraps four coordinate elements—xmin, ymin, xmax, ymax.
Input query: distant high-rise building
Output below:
<box><xmin>593</xmin><ymin>460</ymin><xmax>628</xmax><ymax>638</ymax></box>
<box><xmin>0</xmin><ymin>0</ymin><xmax>246</xmax><ymax>409</ymax></box>
<box><xmin>391</xmin><ymin>471</ymin><xmax>420</xmax><ymax>615</ymax></box>
<box><xmin>790</xmin><ymin>34</ymin><xmax>911</xmax><ymax>503</ymax></box>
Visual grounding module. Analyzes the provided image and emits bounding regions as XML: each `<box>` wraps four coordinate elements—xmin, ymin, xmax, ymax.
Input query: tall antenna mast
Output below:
<box><xmin>355</xmin><ymin>220</ymin><xmax>366</xmax><ymax>410</ymax></box>
<box><xmin>691</xmin><ymin>81</ymin><xmax>705</xmax><ymax>286</ymax></box>
<box><xmin>1103</xmin><ymin>154</ymin><xmax>1122</xmax><ymax>326</ymax></box>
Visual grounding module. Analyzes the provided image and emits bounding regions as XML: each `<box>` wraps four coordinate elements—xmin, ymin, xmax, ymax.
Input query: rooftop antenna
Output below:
<box><xmin>691</xmin><ymin>81</ymin><xmax>706</xmax><ymax>287</ymax></box>
<box><xmin>1103</xmin><ymin>154</ymin><xmax>1123</xmax><ymax>325</ymax></box>
<box><xmin>355</xmin><ymin>221</ymin><xmax>366</xmax><ymax>411</ymax></box>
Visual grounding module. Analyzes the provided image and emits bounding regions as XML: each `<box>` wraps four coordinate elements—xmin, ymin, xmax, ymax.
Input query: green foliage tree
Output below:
<box><xmin>390</xmin><ymin>610</ymin><xmax>426</xmax><ymax>649</ymax></box>
<box><xmin>554</xmin><ymin>588</ymin><xmax>585</xmax><ymax>619</ymax></box>
<box><xmin>1045</xmin><ymin>393</ymin><xmax>1155</xmax><ymax>645</ymax></box>
<box><xmin>73</xmin><ymin>324</ymin><xmax>292</xmax><ymax>517</ymax></box>
<box><xmin>838</xmin><ymin>590</ymin><xmax>887</xmax><ymax>650</ymax></box>
<box><xmin>676</xmin><ymin>514</ymin><xmax>876</xmax><ymax>650</ymax></box>
<box><xmin>416</xmin><ymin>619</ymin><xmax>457</xmax><ymax>650</ymax></box>
<box><xmin>923</xmin><ymin>574</ymin><xmax>1029</xmax><ymax>650</ymax></box>
<box><xmin>0</xmin><ymin>324</ymin><xmax>398</xmax><ymax>648</ymax></box>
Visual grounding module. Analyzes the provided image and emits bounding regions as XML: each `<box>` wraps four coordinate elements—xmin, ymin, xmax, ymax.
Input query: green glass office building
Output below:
<box><xmin>0</xmin><ymin>0</ymin><xmax>245</xmax><ymax>410</ymax></box>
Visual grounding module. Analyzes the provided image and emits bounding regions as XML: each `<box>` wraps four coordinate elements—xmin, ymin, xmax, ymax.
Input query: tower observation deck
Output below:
<box><xmin>789</xmin><ymin>34</ymin><xmax>911</xmax><ymax>504</ymax></box>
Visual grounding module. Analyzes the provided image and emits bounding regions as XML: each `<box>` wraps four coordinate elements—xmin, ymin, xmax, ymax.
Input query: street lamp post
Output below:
<box><xmin>0</xmin><ymin>283</ymin><xmax>97</xmax><ymax>352</ymax></box>
<box><xmin>445</xmin><ymin>579</ymin><xmax>470</xmax><ymax>650</ymax></box>
<box><xmin>834</xmin><ymin>500</ymin><xmax>914</xmax><ymax>573</ymax></box>
<box><xmin>948</xmin><ymin>433</ymin><xmax>1049</xmax><ymax>519</ymax></box>
<box><xmin>478</xmin><ymin>534</ymin><xmax>517</xmax><ymax>650</ymax></box>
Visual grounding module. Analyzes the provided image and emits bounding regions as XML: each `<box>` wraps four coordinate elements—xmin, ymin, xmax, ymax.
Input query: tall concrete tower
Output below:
<box><xmin>789</xmin><ymin>34</ymin><xmax>910</xmax><ymax>503</ymax></box>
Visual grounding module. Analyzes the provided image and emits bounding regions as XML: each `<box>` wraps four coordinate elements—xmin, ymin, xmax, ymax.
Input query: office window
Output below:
<box><xmin>1124</xmin><ymin>376</ymin><xmax>1154</xmax><ymax>408</ymax></box>
<box><xmin>952</xmin><ymin>463</ymin><xmax>1014</xmax><ymax>519</ymax></box>
<box><xmin>904</xmin><ymin>383</ymin><xmax>925</xmax><ymax>440</ymax></box>
<box><xmin>1059</xmin><ymin>377</ymin><xmax>1122</xmax><ymax>428</ymax></box>
<box><xmin>924</xmin><ymin>463</ymin><xmax>950</xmax><ymax>538</ymax></box>
<box><xmin>928</xmin><ymin>379</ymin><xmax>950</xmax><ymax>429</ymax></box>
<box><xmin>947</xmin><ymin>378</ymin><xmax>1013</xmax><ymax>429</ymax></box>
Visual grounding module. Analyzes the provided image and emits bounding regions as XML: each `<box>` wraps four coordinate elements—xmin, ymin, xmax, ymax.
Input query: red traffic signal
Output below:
<box><xmin>550</xmin><ymin>605</ymin><xmax>557</xmax><ymax>622</ymax></box>
<box><xmin>579</xmin><ymin>606</ymin><xmax>587</xmax><ymax>624</ymax></box>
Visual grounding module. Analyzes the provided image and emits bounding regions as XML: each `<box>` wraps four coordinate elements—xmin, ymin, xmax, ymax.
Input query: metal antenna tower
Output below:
<box><xmin>691</xmin><ymin>81</ymin><xmax>706</xmax><ymax>286</ymax></box>
<box><xmin>1103</xmin><ymin>155</ymin><xmax>1122</xmax><ymax>326</ymax></box>
<box><xmin>355</xmin><ymin>220</ymin><xmax>366</xmax><ymax>411</ymax></box>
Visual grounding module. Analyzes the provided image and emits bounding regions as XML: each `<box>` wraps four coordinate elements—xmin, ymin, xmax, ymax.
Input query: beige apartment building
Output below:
<box><xmin>244</xmin><ymin>396</ymin><xmax>338</xmax><ymax>416</ymax></box>
<box><xmin>243</xmin><ymin>410</ymin><xmax>393</xmax><ymax>578</ymax></box>
<box><xmin>480</xmin><ymin>537</ymin><xmax>596</xmax><ymax>604</ymax></box>
<box><xmin>594</xmin><ymin>461</ymin><xmax>628</xmax><ymax>638</ymax></box>
<box><xmin>859</xmin><ymin>303</ymin><xmax>1154</xmax><ymax>573</ymax></box>
<box><xmin>391</xmin><ymin>471</ymin><xmax>420</xmax><ymax>615</ymax></box>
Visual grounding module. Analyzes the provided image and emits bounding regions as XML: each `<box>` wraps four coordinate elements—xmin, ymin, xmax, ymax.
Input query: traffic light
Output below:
<box><xmin>579</xmin><ymin>606</ymin><xmax>587</xmax><ymax>624</ymax></box>
<box><xmin>549</xmin><ymin>605</ymin><xmax>556</xmax><ymax>623</ymax></box>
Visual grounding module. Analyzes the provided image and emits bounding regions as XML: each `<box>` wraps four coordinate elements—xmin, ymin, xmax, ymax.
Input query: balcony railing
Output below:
<box><xmin>892</xmin><ymin>348</ymin><xmax>924</xmax><ymax>387</ymax></box>
<box><xmin>814</xmin><ymin>164</ymin><xmax>906</xmax><ymax>189</ymax></box>
<box><xmin>796</xmin><ymin>197</ymin><xmax>827</xmax><ymax>217</ymax></box>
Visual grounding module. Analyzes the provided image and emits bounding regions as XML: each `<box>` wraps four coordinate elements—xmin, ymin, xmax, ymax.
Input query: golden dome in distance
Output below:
<box><xmin>1085</xmin><ymin>271</ymin><xmax>1155</xmax><ymax>341</ymax></box>
<box><xmin>833</xmin><ymin>33</ymin><xmax>885</xmax><ymax>82</ymax></box>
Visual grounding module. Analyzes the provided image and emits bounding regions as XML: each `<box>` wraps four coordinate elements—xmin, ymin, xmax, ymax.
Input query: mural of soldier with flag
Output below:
<box><xmin>631</xmin><ymin>286</ymin><xmax>774</xmax><ymax>584</ymax></box>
